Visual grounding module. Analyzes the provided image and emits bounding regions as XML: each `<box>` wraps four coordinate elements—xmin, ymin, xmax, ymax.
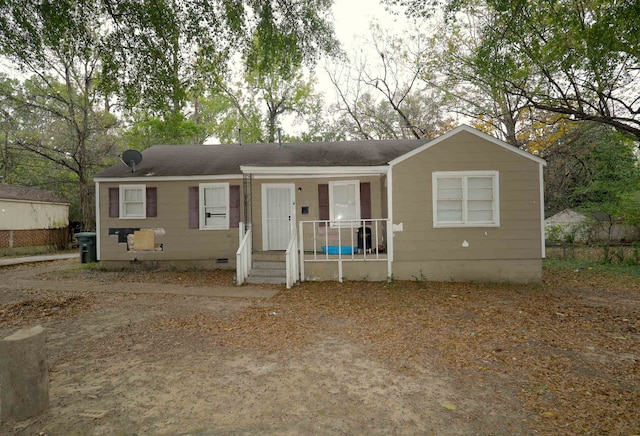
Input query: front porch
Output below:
<box><xmin>236</xmin><ymin>218</ymin><xmax>391</xmax><ymax>288</ymax></box>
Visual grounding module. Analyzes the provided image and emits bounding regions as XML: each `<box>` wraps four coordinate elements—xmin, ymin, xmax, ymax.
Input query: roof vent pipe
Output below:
<box><xmin>238</xmin><ymin>128</ymin><xmax>242</xmax><ymax>146</ymax></box>
<box><xmin>277</xmin><ymin>128</ymin><xmax>282</xmax><ymax>148</ymax></box>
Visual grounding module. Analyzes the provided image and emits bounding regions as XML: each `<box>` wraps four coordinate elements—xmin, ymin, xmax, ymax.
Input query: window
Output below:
<box><xmin>119</xmin><ymin>185</ymin><xmax>146</xmax><ymax>219</ymax></box>
<box><xmin>329</xmin><ymin>180</ymin><xmax>360</xmax><ymax>226</ymax></box>
<box><xmin>109</xmin><ymin>186</ymin><xmax>156</xmax><ymax>219</ymax></box>
<box><xmin>188</xmin><ymin>184</ymin><xmax>240</xmax><ymax>230</ymax></box>
<box><xmin>199</xmin><ymin>183</ymin><xmax>229</xmax><ymax>230</ymax></box>
<box><xmin>432</xmin><ymin>171</ymin><xmax>499</xmax><ymax>227</ymax></box>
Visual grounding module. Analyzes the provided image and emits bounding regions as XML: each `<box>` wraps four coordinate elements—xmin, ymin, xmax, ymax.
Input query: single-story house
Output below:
<box><xmin>0</xmin><ymin>184</ymin><xmax>70</xmax><ymax>256</ymax></box>
<box><xmin>94</xmin><ymin>125</ymin><xmax>547</xmax><ymax>285</ymax></box>
<box><xmin>545</xmin><ymin>208</ymin><xmax>640</xmax><ymax>243</ymax></box>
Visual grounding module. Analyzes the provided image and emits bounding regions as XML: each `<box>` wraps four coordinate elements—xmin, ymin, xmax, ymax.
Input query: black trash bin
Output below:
<box><xmin>357</xmin><ymin>226</ymin><xmax>372</xmax><ymax>253</ymax></box>
<box><xmin>75</xmin><ymin>232</ymin><xmax>97</xmax><ymax>263</ymax></box>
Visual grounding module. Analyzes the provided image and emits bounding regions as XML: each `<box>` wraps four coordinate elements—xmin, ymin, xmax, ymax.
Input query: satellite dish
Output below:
<box><xmin>122</xmin><ymin>150</ymin><xmax>143</xmax><ymax>172</ymax></box>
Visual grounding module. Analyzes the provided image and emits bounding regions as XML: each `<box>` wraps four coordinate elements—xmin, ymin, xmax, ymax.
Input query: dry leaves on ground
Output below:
<box><xmin>0</xmin><ymin>292</ymin><xmax>95</xmax><ymax>330</ymax></box>
<box><xmin>2</xmin><ymin>263</ymin><xmax>639</xmax><ymax>434</ymax></box>
<box><xmin>152</xmin><ymin>268</ymin><xmax>640</xmax><ymax>435</ymax></box>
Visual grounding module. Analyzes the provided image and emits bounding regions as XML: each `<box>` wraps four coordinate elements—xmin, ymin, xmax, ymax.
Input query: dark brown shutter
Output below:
<box><xmin>360</xmin><ymin>182</ymin><xmax>371</xmax><ymax>220</ymax></box>
<box><xmin>146</xmin><ymin>187</ymin><xmax>157</xmax><ymax>217</ymax></box>
<box><xmin>318</xmin><ymin>184</ymin><xmax>329</xmax><ymax>226</ymax></box>
<box><xmin>188</xmin><ymin>186</ymin><xmax>199</xmax><ymax>229</ymax></box>
<box><xmin>108</xmin><ymin>187</ymin><xmax>119</xmax><ymax>217</ymax></box>
<box><xmin>229</xmin><ymin>185</ymin><xmax>240</xmax><ymax>228</ymax></box>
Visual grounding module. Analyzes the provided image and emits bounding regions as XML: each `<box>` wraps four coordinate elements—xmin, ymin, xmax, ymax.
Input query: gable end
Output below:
<box><xmin>389</xmin><ymin>125</ymin><xmax>547</xmax><ymax>168</ymax></box>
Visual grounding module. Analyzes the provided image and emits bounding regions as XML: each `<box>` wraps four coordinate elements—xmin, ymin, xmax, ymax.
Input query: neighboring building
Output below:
<box><xmin>0</xmin><ymin>184</ymin><xmax>70</xmax><ymax>256</ymax></box>
<box><xmin>94</xmin><ymin>125</ymin><xmax>546</xmax><ymax>284</ymax></box>
<box><xmin>545</xmin><ymin>208</ymin><xmax>640</xmax><ymax>243</ymax></box>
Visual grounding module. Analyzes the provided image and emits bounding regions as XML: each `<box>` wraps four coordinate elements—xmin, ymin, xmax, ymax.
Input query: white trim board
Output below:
<box><xmin>94</xmin><ymin>174</ymin><xmax>244</xmax><ymax>183</ymax></box>
<box><xmin>240</xmin><ymin>165</ymin><xmax>389</xmax><ymax>176</ymax></box>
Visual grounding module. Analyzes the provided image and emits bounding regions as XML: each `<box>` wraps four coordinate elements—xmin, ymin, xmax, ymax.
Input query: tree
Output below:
<box><xmin>0</xmin><ymin>0</ymin><xmax>338</xmax><ymax>227</ymax></box>
<box><xmin>201</xmin><ymin>68</ymin><xmax>328</xmax><ymax>144</ymax></box>
<box><xmin>420</xmin><ymin>12</ymin><xmax>534</xmax><ymax>147</ymax></box>
<box><xmin>123</xmin><ymin>112</ymin><xmax>206</xmax><ymax>150</ymax></box>
<box><xmin>198</xmin><ymin>87</ymin><xmax>264</xmax><ymax>144</ymax></box>
<box><xmin>385</xmin><ymin>0</ymin><xmax>640</xmax><ymax>141</ymax></box>
<box><xmin>7</xmin><ymin>75</ymin><xmax>119</xmax><ymax>229</ymax></box>
<box><xmin>539</xmin><ymin>122</ymin><xmax>640</xmax><ymax>227</ymax></box>
<box><xmin>326</xmin><ymin>25</ymin><xmax>454</xmax><ymax>140</ymax></box>
<box><xmin>197</xmin><ymin>0</ymin><xmax>335</xmax><ymax>144</ymax></box>
<box><xmin>0</xmin><ymin>0</ymin><xmax>119</xmax><ymax>230</ymax></box>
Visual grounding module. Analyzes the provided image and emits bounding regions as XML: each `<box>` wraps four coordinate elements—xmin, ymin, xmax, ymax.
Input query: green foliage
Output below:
<box><xmin>0</xmin><ymin>73</ymin><xmax>120</xmax><ymax>226</ymax></box>
<box><xmin>545</xmin><ymin>223</ymin><xmax>589</xmax><ymax>245</ymax></box>
<box><xmin>477</xmin><ymin>0</ymin><xmax>639</xmax><ymax>139</ymax></box>
<box><xmin>411</xmin><ymin>270</ymin><xmax>427</xmax><ymax>283</ymax></box>
<box><xmin>567</xmin><ymin>126</ymin><xmax>640</xmax><ymax>232</ymax></box>
<box><xmin>543</xmin><ymin>255</ymin><xmax>640</xmax><ymax>277</ymax></box>
<box><xmin>542</xmin><ymin>122</ymin><xmax>640</xmax><ymax>230</ymax></box>
<box><xmin>0</xmin><ymin>0</ymin><xmax>337</xmax><ymax>118</ymax></box>
<box><xmin>388</xmin><ymin>0</ymin><xmax>640</xmax><ymax>140</ymax></box>
<box><xmin>0</xmin><ymin>0</ymin><xmax>338</xmax><ymax>229</ymax></box>
<box><xmin>201</xmin><ymin>67</ymin><xmax>329</xmax><ymax>143</ymax></box>
<box><xmin>123</xmin><ymin>112</ymin><xmax>206</xmax><ymax>149</ymax></box>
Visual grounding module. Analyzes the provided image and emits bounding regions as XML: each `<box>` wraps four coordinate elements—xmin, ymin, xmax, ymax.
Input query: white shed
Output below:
<box><xmin>0</xmin><ymin>184</ymin><xmax>70</xmax><ymax>255</ymax></box>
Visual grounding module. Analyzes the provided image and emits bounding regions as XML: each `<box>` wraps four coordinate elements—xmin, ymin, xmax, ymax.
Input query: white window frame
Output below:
<box><xmin>329</xmin><ymin>180</ymin><xmax>360</xmax><ymax>228</ymax></box>
<box><xmin>432</xmin><ymin>171</ymin><xmax>500</xmax><ymax>228</ymax></box>
<box><xmin>119</xmin><ymin>184</ymin><xmax>146</xmax><ymax>219</ymax></box>
<box><xmin>199</xmin><ymin>183</ymin><xmax>229</xmax><ymax>230</ymax></box>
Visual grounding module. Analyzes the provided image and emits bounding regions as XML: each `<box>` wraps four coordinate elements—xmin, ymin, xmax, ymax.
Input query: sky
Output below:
<box><xmin>315</xmin><ymin>0</ymin><xmax>410</xmax><ymax>102</ymax></box>
<box><xmin>331</xmin><ymin>0</ymin><xmax>403</xmax><ymax>45</ymax></box>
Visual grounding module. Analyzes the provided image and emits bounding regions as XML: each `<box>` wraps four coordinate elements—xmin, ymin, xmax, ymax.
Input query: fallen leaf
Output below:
<box><xmin>439</xmin><ymin>401</ymin><xmax>457</xmax><ymax>411</ymax></box>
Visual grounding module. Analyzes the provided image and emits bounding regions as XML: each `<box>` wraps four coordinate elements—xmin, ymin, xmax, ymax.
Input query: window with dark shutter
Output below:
<box><xmin>188</xmin><ymin>186</ymin><xmax>199</xmax><ymax>229</ymax></box>
<box><xmin>318</xmin><ymin>183</ymin><xmax>329</xmax><ymax>226</ymax></box>
<box><xmin>360</xmin><ymin>182</ymin><xmax>371</xmax><ymax>220</ymax></box>
<box><xmin>109</xmin><ymin>187</ymin><xmax>119</xmax><ymax>217</ymax></box>
<box><xmin>146</xmin><ymin>187</ymin><xmax>157</xmax><ymax>217</ymax></box>
<box><xmin>229</xmin><ymin>185</ymin><xmax>240</xmax><ymax>228</ymax></box>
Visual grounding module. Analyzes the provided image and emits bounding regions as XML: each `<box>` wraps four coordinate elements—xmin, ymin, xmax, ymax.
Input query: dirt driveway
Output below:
<box><xmin>1</xmin><ymin>260</ymin><xmax>638</xmax><ymax>435</ymax></box>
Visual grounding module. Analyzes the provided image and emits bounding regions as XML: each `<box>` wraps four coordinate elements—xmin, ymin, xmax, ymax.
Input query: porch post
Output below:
<box><xmin>386</xmin><ymin>167</ymin><xmax>394</xmax><ymax>280</ymax></box>
<box><xmin>299</xmin><ymin>221</ymin><xmax>305</xmax><ymax>282</ymax></box>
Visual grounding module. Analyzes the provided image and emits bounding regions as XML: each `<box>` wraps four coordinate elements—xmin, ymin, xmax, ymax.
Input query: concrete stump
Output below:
<box><xmin>0</xmin><ymin>325</ymin><xmax>49</xmax><ymax>422</ymax></box>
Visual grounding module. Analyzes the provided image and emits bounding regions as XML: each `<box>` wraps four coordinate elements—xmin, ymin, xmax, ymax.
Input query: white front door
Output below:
<box><xmin>262</xmin><ymin>183</ymin><xmax>295</xmax><ymax>250</ymax></box>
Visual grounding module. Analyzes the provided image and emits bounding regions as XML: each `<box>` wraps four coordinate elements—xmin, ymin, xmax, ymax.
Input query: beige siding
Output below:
<box><xmin>98</xmin><ymin>179</ymin><xmax>242</xmax><ymax>269</ymax></box>
<box><xmin>250</xmin><ymin>175</ymin><xmax>387</xmax><ymax>252</ymax></box>
<box><xmin>391</xmin><ymin>130</ymin><xmax>543</xmax><ymax>282</ymax></box>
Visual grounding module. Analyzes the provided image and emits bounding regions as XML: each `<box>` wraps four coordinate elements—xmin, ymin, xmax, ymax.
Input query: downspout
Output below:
<box><xmin>95</xmin><ymin>181</ymin><xmax>101</xmax><ymax>261</ymax></box>
<box><xmin>386</xmin><ymin>165</ymin><xmax>394</xmax><ymax>280</ymax></box>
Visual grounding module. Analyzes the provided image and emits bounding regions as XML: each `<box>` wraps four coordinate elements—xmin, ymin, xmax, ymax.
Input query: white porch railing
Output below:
<box><xmin>285</xmin><ymin>222</ymin><xmax>299</xmax><ymax>289</ymax></box>
<box><xmin>299</xmin><ymin>219</ymin><xmax>390</xmax><ymax>282</ymax></box>
<box><xmin>235</xmin><ymin>223</ymin><xmax>252</xmax><ymax>286</ymax></box>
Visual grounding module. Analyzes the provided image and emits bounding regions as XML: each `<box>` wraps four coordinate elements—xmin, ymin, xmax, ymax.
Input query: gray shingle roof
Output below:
<box><xmin>0</xmin><ymin>184</ymin><xmax>67</xmax><ymax>203</ymax></box>
<box><xmin>95</xmin><ymin>139</ymin><xmax>427</xmax><ymax>178</ymax></box>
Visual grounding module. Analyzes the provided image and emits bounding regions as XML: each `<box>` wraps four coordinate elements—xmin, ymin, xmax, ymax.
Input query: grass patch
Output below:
<box><xmin>543</xmin><ymin>256</ymin><xmax>640</xmax><ymax>277</ymax></box>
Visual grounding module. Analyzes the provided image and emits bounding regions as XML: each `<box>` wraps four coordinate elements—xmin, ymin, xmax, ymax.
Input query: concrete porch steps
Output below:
<box><xmin>246</xmin><ymin>252</ymin><xmax>286</xmax><ymax>285</ymax></box>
